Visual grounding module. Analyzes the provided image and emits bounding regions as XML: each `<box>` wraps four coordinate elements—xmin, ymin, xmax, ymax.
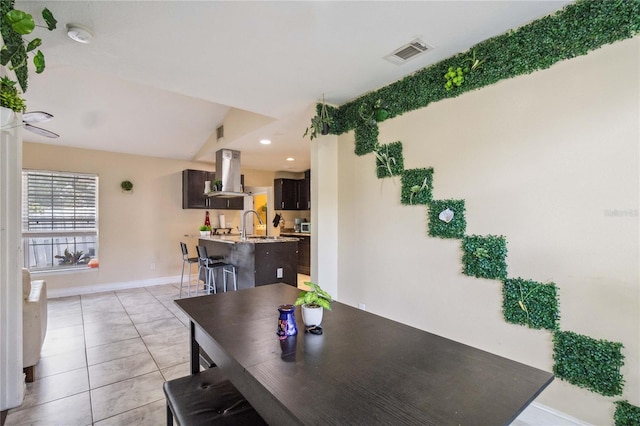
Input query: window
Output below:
<box><xmin>22</xmin><ymin>170</ymin><xmax>98</xmax><ymax>272</ymax></box>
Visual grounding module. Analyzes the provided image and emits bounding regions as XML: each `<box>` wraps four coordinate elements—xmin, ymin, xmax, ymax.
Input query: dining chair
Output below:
<box><xmin>196</xmin><ymin>245</ymin><xmax>238</xmax><ymax>295</ymax></box>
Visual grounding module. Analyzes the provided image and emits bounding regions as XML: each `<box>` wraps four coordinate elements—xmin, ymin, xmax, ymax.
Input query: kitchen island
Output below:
<box><xmin>198</xmin><ymin>235</ymin><xmax>299</xmax><ymax>289</ymax></box>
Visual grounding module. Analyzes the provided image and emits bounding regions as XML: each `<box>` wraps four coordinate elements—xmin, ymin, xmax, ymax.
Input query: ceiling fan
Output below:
<box><xmin>22</xmin><ymin>111</ymin><xmax>59</xmax><ymax>138</ymax></box>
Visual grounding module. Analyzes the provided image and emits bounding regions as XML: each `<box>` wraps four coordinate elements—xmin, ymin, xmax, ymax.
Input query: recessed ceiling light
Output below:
<box><xmin>260</xmin><ymin>139</ymin><xmax>271</xmax><ymax>145</ymax></box>
<box><xmin>66</xmin><ymin>23</ymin><xmax>95</xmax><ymax>44</ymax></box>
<box><xmin>286</xmin><ymin>157</ymin><xmax>294</xmax><ymax>161</ymax></box>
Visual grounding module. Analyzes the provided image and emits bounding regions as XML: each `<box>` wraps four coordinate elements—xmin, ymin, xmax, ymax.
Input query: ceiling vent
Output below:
<box><xmin>384</xmin><ymin>38</ymin><xmax>431</xmax><ymax>65</ymax></box>
<box><xmin>216</xmin><ymin>125</ymin><xmax>224</xmax><ymax>141</ymax></box>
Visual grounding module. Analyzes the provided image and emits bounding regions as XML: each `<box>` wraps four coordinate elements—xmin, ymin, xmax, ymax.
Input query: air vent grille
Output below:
<box><xmin>384</xmin><ymin>38</ymin><xmax>431</xmax><ymax>65</ymax></box>
<box><xmin>216</xmin><ymin>125</ymin><xmax>224</xmax><ymax>141</ymax></box>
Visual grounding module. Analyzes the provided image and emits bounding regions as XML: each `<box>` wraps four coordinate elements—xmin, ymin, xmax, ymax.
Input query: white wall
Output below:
<box><xmin>320</xmin><ymin>37</ymin><xmax>639</xmax><ymax>425</ymax></box>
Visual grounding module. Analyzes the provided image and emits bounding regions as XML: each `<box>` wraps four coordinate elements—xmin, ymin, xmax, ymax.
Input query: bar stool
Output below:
<box><xmin>196</xmin><ymin>246</ymin><xmax>238</xmax><ymax>295</ymax></box>
<box><xmin>179</xmin><ymin>242</ymin><xmax>199</xmax><ymax>298</ymax></box>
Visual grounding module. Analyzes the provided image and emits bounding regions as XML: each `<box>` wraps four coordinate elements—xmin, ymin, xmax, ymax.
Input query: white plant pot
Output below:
<box><xmin>301</xmin><ymin>304</ymin><xmax>323</xmax><ymax>327</ymax></box>
<box><xmin>1</xmin><ymin>106</ymin><xmax>16</xmax><ymax>129</ymax></box>
<box><xmin>200</xmin><ymin>231</ymin><xmax>210</xmax><ymax>237</ymax></box>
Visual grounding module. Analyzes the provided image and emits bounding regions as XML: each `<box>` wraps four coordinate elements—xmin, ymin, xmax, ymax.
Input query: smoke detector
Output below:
<box><xmin>384</xmin><ymin>38</ymin><xmax>431</xmax><ymax>65</ymax></box>
<box><xmin>66</xmin><ymin>24</ymin><xmax>94</xmax><ymax>44</ymax></box>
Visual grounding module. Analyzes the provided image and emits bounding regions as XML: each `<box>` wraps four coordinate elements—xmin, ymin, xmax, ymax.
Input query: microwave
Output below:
<box><xmin>300</xmin><ymin>222</ymin><xmax>311</xmax><ymax>233</ymax></box>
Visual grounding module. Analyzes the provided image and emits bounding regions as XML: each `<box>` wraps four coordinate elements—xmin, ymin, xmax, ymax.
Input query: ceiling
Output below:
<box><xmin>14</xmin><ymin>0</ymin><xmax>572</xmax><ymax>172</ymax></box>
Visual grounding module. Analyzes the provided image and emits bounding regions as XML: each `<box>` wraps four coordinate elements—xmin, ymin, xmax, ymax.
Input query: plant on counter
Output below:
<box><xmin>213</xmin><ymin>179</ymin><xmax>222</xmax><ymax>191</ymax></box>
<box><xmin>0</xmin><ymin>1</ymin><xmax>57</xmax><ymax>92</ymax></box>
<box><xmin>0</xmin><ymin>76</ymin><xmax>26</xmax><ymax>113</ymax></box>
<box><xmin>199</xmin><ymin>225</ymin><xmax>211</xmax><ymax>236</ymax></box>
<box><xmin>294</xmin><ymin>281</ymin><xmax>333</xmax><ymax>328</ymax></box>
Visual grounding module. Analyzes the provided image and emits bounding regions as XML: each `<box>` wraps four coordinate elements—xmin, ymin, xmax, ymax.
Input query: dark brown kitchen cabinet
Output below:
<box><xmin>274</xmin><ymin>178</ymin><xmax>299</xmax><ymax>210</ymax></box>
<box><xmin>274</xmin><ymin>171</ymin><xmax>310</xmax><ymax>211</ymax></box>
<box><xmin>210</xmin><ymin>196</ymin><xmax>245</xmax><ymax>210</ymax></box>
<box><xmin>183</xmin><ymin>169</ymin><xmax>244</xmax><ymax>210</ymax></box>
<box><xmin>183</xmin><ymin>169</ymin><xmax>215</xmax><ymax>209</ymax></box>
<box><xmin>297</xmin><ymin>234</ymin><xmax>310</xmax><ymax>275</ymax></box>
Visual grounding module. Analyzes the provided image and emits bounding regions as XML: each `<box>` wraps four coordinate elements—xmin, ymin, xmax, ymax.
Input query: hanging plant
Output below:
<box><xmin>0</xmin><ymin>3</ymin><xmax>57</xmax><ymax>92</ymax></box>
<box><xmin>303</xmin><ymin>95</ymin><xmax>334</xmax><ymax>140</ymax></box>
<box><xmin>374</xmin><ymin>141</ymin><xmax>403</xmax><ymax>178</ymax></box>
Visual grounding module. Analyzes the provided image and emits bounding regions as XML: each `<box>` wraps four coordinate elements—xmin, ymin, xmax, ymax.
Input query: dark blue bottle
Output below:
<box><xmin>277</xmin><ymin>304</ymin><xmax>298</xmax><ymax>339</ymax></box>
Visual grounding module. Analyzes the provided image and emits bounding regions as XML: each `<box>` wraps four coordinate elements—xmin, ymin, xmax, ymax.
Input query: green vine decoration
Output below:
<box><xmin>427</xmin><ymin>199</ymin><xmax>466</xmax><ymax>239</ymax></box>
<box><xmin>400</xmin><ymin>168</ymin><xmax>433</xmax><ymax>205</ymax></box>
<box><xmin>614</xmin><ymin>401</ymin><xmax>640</xmax><ymax>426</ymax></box>
<box><xmin>553</xmin><ymin>331</ymin><xmax>625</xmax><ymax>397</ymax></box>
<box><xmin>311</xmin><ymin>0</ymin><xmax>640</xmax><ymax>156</ymax></box>
<box><xmin>461</xmin><ymin>235</ymin><xmax>507</xmax><ymax>280</ymax></box>
<box><xmin>374</xmin><ymin>142</ymin><xmax>403</xmax><ymax>178</ymax></box>
<box><xmin>502</xmin><ymin>278</ymin><xmax>559</xmax><ymax>331</ymax></box>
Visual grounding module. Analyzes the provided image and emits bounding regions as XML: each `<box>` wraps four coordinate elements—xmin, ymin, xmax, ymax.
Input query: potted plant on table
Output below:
<box><xmin>294</xmin><ymin>282</ymin><xmax>332</xmax><ymax>329</ymax></box>
<box><xmin>199</xmin><ymin>225</ymin><xmax>211</xmax><ymax>237</ymax></box>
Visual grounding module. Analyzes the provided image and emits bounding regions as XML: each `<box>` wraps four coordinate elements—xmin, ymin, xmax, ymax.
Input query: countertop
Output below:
<box><xmin>197</xmin><ymin>235</ymin><xmax>300</xmax><ymax>244</ymax></box>
<box><xmin>280</xmin><ymin>232</ymin><xmax>311</xmax><ymax>237</ymax></box>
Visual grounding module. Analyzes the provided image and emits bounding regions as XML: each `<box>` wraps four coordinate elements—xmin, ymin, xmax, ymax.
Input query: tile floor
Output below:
<box><xmin>6</xmin><ymin>274</ymin><xmax>549</xmax><ymax>426</ymax></box>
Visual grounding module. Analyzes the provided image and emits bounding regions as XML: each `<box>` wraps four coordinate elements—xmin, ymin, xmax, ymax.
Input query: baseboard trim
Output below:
<box><xmin>518</xmin><ymin>401</ymin><xmax>591</xmax><ymax>425</ymax></box>
<box><xmin>47</xmin><ymin>275</ymin><xmax>183</xmax><ymax>298</ymax></box>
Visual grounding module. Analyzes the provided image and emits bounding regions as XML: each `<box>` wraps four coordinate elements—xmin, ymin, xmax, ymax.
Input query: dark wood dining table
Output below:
<box><xmin>174</xmin><ymin>283</ymin><xmax>553</xmax><ymax>426</ymax></box>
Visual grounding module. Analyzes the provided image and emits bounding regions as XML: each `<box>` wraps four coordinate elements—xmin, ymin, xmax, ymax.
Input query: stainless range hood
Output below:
<box><xmin>207</xmin><ymin>149</ymin><xmax>245</xmax><ymax>198</ymax></box>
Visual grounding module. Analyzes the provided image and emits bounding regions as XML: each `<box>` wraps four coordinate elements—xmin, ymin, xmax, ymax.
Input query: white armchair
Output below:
<box><xmin>22</xmin><ymin>268</ymin><xmax>47</xmax><ymax>382</ymax></box>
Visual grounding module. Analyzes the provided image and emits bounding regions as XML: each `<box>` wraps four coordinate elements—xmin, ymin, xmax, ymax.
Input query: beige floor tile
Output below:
<box><xmin>20</xmin><ymin>367</ymin><xmax>89</xmax><ymax>410</ymax></box>
<box><xmin>86</xmin><ymin>337</ymin><xmax>148</xmax><ymax>366</ymax></box>
<box><xmin>160</xmin><ymin>362</ymin><xmax>191</xmax><ymax>382</ymax></box>
<box><xmin>83</xmin><ymin>310</ymin><xmax>132</xmax><ymax>325</ymax></box>
<box><xmin>36</xmin><ymin>348</ymin><xmax>87</xmax><ymax>379</ymax></box>
<box><xmin>90</xmin><ymin>371</ymin><xmax>165</xmax><ymax>422</ymax></box>
<box><xmin>94</xmin><ymin>399</ymin><xmax>166</xmax><ymax>426</ymax></box>
<box><xmin>147</xmin><ymin>341</ymin><xmax>190</xmax><ymax>369</ymax></box>
<box><xmin>141</xmin><ymin>327</ymin><xmax>189</xmax><ymax>352</ymax></box>
<box><xmin>89</xmin><ymin>351</ymin><xmax>158</xmax><ymax>389</ymax></box>
<box><xmin>5</xmin><ymin>391</ymin><xmax>92</xmax><ymax>426</ymax></box>
<box><xmin>134</xmin><ymin>317</ymin><xmax>186</xmax><ymax>337</ymax></box>
<box><xmin>85</xmin><ymin>323</ymin><xmax>140</xmax><ymax>348</ymax></box>
<box><xmin>128</xmin><ymin>308</ymin><xmax>176</xmax><ymax>325</ymax></box>
<box><xmin>47</xmin><ymin>311</ymin><xmax>84</xmax><ymax>329</ymax></box>
<box><xmin>40</xmin><ymin>334</ymin><xmax>85</xmax><ymax>358</ymax></box>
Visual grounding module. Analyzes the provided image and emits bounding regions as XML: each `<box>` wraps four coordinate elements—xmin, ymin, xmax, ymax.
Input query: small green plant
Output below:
<box><xmin>199</xmin><ymin>225</ymin><xmax>211</xmax><ymax>232</ymax></box>
<box><xmin>400</xmin><ymin>168</ymin><xmax>433</xmax><ymax>205</ymax></box>
<box><xmin>120</xmin><ymin>180</ymin><xmax>133</xmax><ymax>191</ymax></box>
<box><xmin>0</xmin><ymin>76</ymin><xmax>26</xmax><ymax>113</ymax></box>
<box><xmin>1</xmin><ymin>7</ymin><xmax>57</xmax><ymax>84</ymax></box>
<box><xmin>374</xmin><ymin>146</ymin><xmax>395</xmax><ymax>177</ymax></box>
<box><xmin>55</xmin><ymin>248</ymin><xmax>88</xmax><ymax>265</ymax></box>
<box><xmin>213</xmin><ymin>179</ymin><xmax>222</xmax><ymax>191</ymax></box>
<box><xmin>444</xmin><ymin>66</ymin><xmax>465</xmax><ymax>91</ymax></box>
<box><xmin>359</xmin><ymin>99</ymin><xmax>389</xmax><ymax>126</ymax></box>
<box><xmin>294</xmin><ymin>281</ymin><xmax>333</xmax><ymax>310</ymax></box>
<box><xmin>428</xmin><ymin>199</ymin><xmax>467</xmax><ymax>239</ymax></box>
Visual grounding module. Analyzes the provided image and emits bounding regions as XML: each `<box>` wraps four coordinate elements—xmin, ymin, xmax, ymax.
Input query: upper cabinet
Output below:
<box><xmin>182</xmin><ymin>169</ymin><xmax>244</xmax><ymax>210</ymax></box>
<box><xmin>183</xmin><ymin>169</ymin><xmax>215</xmax><ymax>209</ymax></box>
<box><xmin>274</xmin><ymin>170</ymin><xmax>311</xmax><ymax>211</ymax></box>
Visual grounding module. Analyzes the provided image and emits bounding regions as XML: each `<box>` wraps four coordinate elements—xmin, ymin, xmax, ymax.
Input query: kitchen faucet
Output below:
<box><xmin>241</xmin><ymin>210</ymin><xmax>263</xmax><ymax>241</ymax></box>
